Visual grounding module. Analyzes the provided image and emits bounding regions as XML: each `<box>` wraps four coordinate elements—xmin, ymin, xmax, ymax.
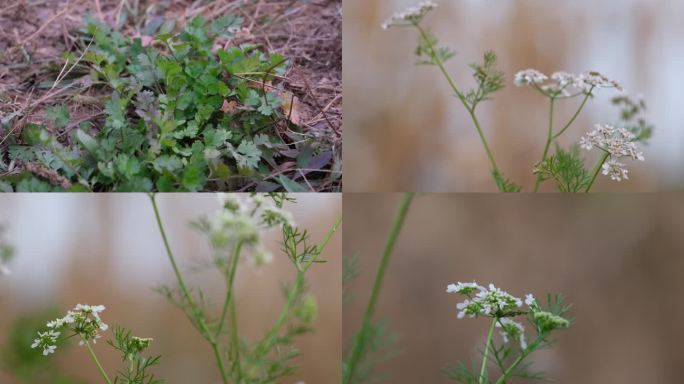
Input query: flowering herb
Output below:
<box><xmin>384</xmin><ymin>1</ymin><xmax>654</xmax><ymax>192</ymax></box>
<box><xmin>446</xmin><ymin>282</ymin><xmax>572</xmax><ymax>383</ymax></box>
<box><xmin>150</xmin><ymin>193</ymin><xmax>341</xmax><ymax>384</ymax></box>
<box><xmin>30</xmin><ymin>304</ymin><xmax>160</xmax><ymax>384</ymax></box>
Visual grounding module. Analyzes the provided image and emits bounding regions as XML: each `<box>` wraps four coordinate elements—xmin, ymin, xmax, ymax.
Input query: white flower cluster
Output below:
<box><xmin>514</xmin><ymin>69</ymin><xmax>622</xmax><ymax>95</ymax></box>
<box><xmin>32</xmin><ymin>304</ymin><xmax>108</xmax><ymax>356</ymax></box>
<box><xmin>447</xmin><ymin>283</ymin><xmax>526</xmax><ymax>319</ymax></box>
<box><xmin>447</xmin><ymin>282</ymin><xmax>537</xmax><ymax>350</ymax></box>
<box><xmin>381</xmin><ymin>1</ymin><xmax>437</xmax><ymax>29</ymax></box>
<box><xmin>580</xmin><ymin>124</ymin><xmax>645</xmax><ymax>182</ymax></box>
<box><xmin>211</xmin><ymin>194</ymin><xmax>296</xmax><ymax>266</ymax></box>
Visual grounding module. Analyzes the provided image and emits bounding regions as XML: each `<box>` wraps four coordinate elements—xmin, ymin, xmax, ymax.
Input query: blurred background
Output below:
<box><xmin>343</xmin><ymin>0</ymin><xmax>684</xmax><ymax>191</ymax></box>
<box><xmin>344</xmin><ymin>194</ymin><xmax>684</xmax><ymax>383</ymax></box>
<box><xmin>0</xmin><ymin>193</ymin><xmax>342</xmax><ymax>384</ymax></box>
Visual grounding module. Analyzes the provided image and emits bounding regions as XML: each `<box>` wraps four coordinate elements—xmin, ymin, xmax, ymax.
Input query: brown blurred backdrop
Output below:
<box><xmin>344</xmin><ymin>194</ymin><xmax>684</xmax><ymax>383</ymax></box>
<box><xmin>343</xmin><ymin>0</ymin><xmax>684</xmax><ymax>191</ymax></box>
<box><xmin>0</xmin><ymin>193</ymin><xmax>342</xmax><ymax>384</ymax></box>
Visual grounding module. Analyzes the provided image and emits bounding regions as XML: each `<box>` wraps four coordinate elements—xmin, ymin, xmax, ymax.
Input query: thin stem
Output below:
<box><xmin>229</xmin><ymin>294</ymin><xmax>242</xmax><ymax>382</ymax></box>
<box><xmin>148</xmin><ymin>193</ymin><xmax>229</xmax><ymax>384</ymax></box>
<box><xmin>495</xmin><ymin>336</ymin><xmax>543</xmax><ymax>384</ymax></box>
<box><xmin>303</xmin><ymin>215</ymin><xmax>343</xmax><ymax>272</ymax></box>
<box><xmin>534</xmin><ymin>97</ymin><xmax>556</xmax><ymax>192</ymax></box>
<box><xmin>253</xmin><ymin>215</ymin><xmax>341</xmax><ymax>358</ymax></box>
<box><xmin>585</xmin><ymin>151</ymin><xmax>610</xmax><ymax>193</ymax></box>
<box><xmin>478</xmin><ymin>318</ymin><xmax>497</xmax><ymax>384</ymax></box>
<box><xmin>551</xmin><ymin>90</ymin><xmax>593</xmax><ymax>140</ymax></box>
<box><xmin>83</xmin><ymin>339</ymin><xmax>113</xmax><ymax>384</ymax></box>
<box><xmin>344</xmin><ymin>193</ymin><xmax>415</xmax><ymax>384</ymax></box>
<box><xmin>216</xmin><ymin>241</ymin><xmax>244</xmax><ymax>339</ymax></box>
<box><xmin>414</xmin><ymin>24</ymin><xmax>502</xmax><ymax>185</ymax></box>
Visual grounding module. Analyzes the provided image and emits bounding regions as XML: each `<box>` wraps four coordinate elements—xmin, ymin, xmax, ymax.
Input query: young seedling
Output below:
<box><xmin>383</xmin><ymin>1</ymin><xmax>653</xmax><ymax>192</ymax></box>
<box><xmin>30</xmin><ymin>304</ymin><xmax>160</xmax><ymax>384</ymax></box>
<box><xmin>445</xmin><ymin>282</ymin><xmax>572</xmax><ymax>383</ymax></box>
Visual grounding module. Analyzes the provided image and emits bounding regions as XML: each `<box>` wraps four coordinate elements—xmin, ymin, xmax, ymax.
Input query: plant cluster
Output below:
<box><xmin>151</xmin><ymin>193</ymin><xmax>341</xmax><ymax>383</ymax></box>
<box><xmin>384</xmin><ymin>1</ymin><xmax>654</xmax><ymax>192</ymax></box>
<box><xmin>445</xmin><ymin>282</ymin><xmax>572</xmax><ymax>383</ymax></box>
<box><xmin>1</xmin><ymin>14</ymin><xmax>328</xmax><ymax>191</ymax></box>
<box><xmin>19</xmin><ymin>193</ymin><xmax>340</xmax><ymax>383</ymax></box>
<box><xmin>30</xmin><ymin>304</ymin><xmax>160</xmax><ymax>384</ymax></box>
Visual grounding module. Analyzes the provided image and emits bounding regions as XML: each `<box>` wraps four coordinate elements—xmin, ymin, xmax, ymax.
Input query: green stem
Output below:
<box><xmin>534</xmin><ymin>98</ymin><xmax>556</xmax><ymax>192</ymax></box>
<box><xmin>478</xmin><ymin>318</ymin><xmax>497</xmax><ymax>384</ymax></box>
<box><xmin>83</xmin><ymin>339</ymin><xmax>113</xmax><ymax>384</ymax></box>
<box><xmin>344</xmin><ymin>193</ymin><xmax>415</xmax><ymax>384</ymax></box>
<box><xmin>551</xmin><ymin>90</ymin><xmax>593</xmax><ymax>140</ymax></box>
<box><xmin>414</xmin><ymin>25</ymin><xmax>502</xmax><ymax>186</ymax></box>
<box><xmin>229</xmin><ymin>294</ymin><xmax>242</xmax><ymax>383</ymax></box>
<box><xmin>216</xmin><ymin>241</ymin><xmax>244</xmax><ymax>339</ymax></box>
<box><xmin>253</xmin><ymin>215</ymin><xmax>341</xmax><ymax>357</ymax></box>
<box><xmin>495</xmin><ymin>336</ymin><xmax>543</xmax><ymax>384</ymax></box>
<box><xmin>303</xmin><ymin>215</ymin><xmax>343</xmax><ymax>273</ymax></box>
<box><xmin>148</xmin><ymin>193</ymin><xmax>229</xmax><ymax>384</ymax></box>
<box><xmin>585</xmin><ymin>151</ymin><xmax>610</xmax><ymax>193</ymax></box>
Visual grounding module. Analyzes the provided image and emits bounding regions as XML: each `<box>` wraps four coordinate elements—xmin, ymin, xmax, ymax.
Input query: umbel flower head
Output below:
<box><xmin>381</xmin><ymin>1</ymin><xmax>437</xmax><ymax>29</ymax></box>
<box><xmin>580</xmin><ymin>124</ymin><xmax>645</xmax><ymax>182</ymax></box>
<box><xmin>514</xmin><ymin>69</ymin><xmax>622</xmax><ymax>96</ymax></box>
<box><xmin>206</xmin><ymin>194</ymin><xmax>297</xmax><ymax>266</ymax></box>
<box><xmin>447</xmin><ymin>282</ymin><xmax>570</xmax><ymax>350</ymax></box>
<box><xmin>32</xmin><ymin>304</ymin><xmax>109</xmax><ymax>356</ymax></box>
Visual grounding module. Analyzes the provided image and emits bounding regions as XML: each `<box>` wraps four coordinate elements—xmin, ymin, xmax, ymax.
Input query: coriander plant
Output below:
<box><xmin>150</xmin><ymin>193</ymin><xmax>341</xmax><ymax>383</ymax></box>
<box><xmin>1</xmin><ymin>14</ymin><xmax>329</xmax><ymax>192</ymax></box>
<box><xmin>445</xmin><ymin>282</ymin><xmax>572</xmax><ymax>383</ymax></box>
<box><xmin>383</xmin><ymin>1</ymin><xmax>654</xmax><ymax>192</ymax></box>
<box><xmin>20</xmin><ymin>193</ymin><xmax>340</xmax><ymax>383</ymax></box>
<box><xmin>30</xmin><ymin>304</ymin><xmax>161</xmax><ymax>384</ymax></box>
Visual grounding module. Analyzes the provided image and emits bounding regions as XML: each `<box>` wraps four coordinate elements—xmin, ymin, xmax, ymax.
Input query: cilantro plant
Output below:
<box><xmin>1</xmin><ymin>14</ymin><xmax>325</xmax><ymax>191</ymax></box>
<box><xmin>30</xmin><ymin>304</ymin><xmax>161</xmax><ymax>384</ymax></box>
<box><xmin>383</xmin><ymin>1</ymin><xmax>654</xmax><ymax>192</ymax></box>
<box><xmin>150</xmin><ymin>193</ymin><xmax>342</xmax><ymax>383</ymax></box>
<box><xmin>445</xmin><ymin>283</ymin><xmax>572</xmax><ymax>384</ymax></box>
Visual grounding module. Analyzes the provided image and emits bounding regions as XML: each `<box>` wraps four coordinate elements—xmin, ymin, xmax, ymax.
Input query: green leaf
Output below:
<box><xmin>45</xmin><ymin>105</ymin><xmax>70</xmax><ymax>128</ymax></box>
<box><xmin>211</xmin><ymin>15</ymin><xmax>243</xmax><ymax>37</ymax></box>
<box><xmin>114</xmin><ymin>154</ymin><xmax>141</xmax><ymax>179</ymax></box>
<box><xmin>277</xmin><ymin>175</ymin><xmax>307</xmax><ymax>192</ymax></box>
<box><xmin>181</xmin><ymin>163</ymin><xmax>205</xmax><ymax>191</ymax></box>
<box><xmin>75</xmin><ymin>129</ymin><xmax>99</xmax><ymax>154</ymax></box>
<box><xmin>153</xmin><ymin>155</ymin><xmax>183</xmax><ymax>173</ymax></box>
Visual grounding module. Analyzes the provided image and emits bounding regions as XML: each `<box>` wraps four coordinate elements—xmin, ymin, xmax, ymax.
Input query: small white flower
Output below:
<box><xmin>514</xmin><ymin>69</ymin><xmax>548</xmax><ymax>87</ymax></box>
<box><xmin>496</xmin><ymin>318</ymin><xmax>526</xmax><ymax>350</ymax></box>
<box><xmin>31</xmin><ymin>330</ymin><xmax>60</xmax><ymax>356</ymax></box>
<box><xmin>525</xmin><ymin>294</ymin><xmax>535</xmax><ymax>306</ymax></box>
<box><xmin>446</xmin><ymin>282</ymin><xmax>483</xmax><ymax>294</ymax></box>
<box><xmin>382</xmin><ymin>1</ymin><xmax>437</xmax><ymax>29</ymax></box>
<box><xmin>602</xmin><ymin>159</ymin><xmax>629</xmax><ymax>181</ymax></box>
<box><xmin>580</xmin><ymin>123</ymin><xmax>644</xmax><ymax>182</ymax></box>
